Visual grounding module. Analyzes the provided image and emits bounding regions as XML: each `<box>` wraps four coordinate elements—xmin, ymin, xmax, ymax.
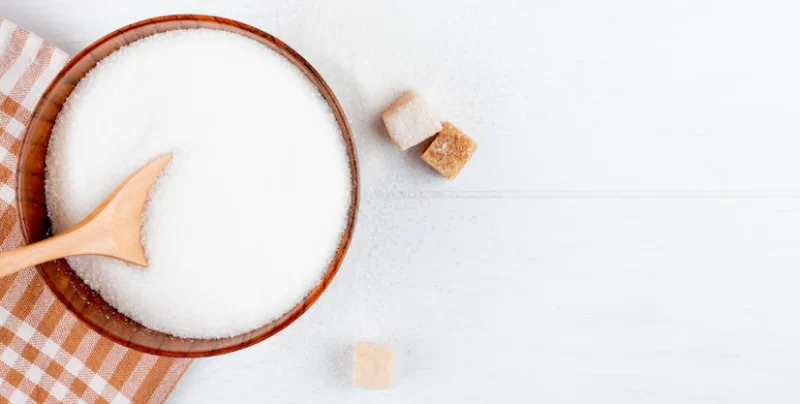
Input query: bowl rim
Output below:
<box><xmin>16</xmin><ymin>14</ymin><xmax>360</xmax><ymax>357</ymax></box>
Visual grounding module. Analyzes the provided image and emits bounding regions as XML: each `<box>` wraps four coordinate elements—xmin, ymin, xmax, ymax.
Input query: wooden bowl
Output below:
<box><xmin>16</xmin><ymin>15</ymin><xmax>359</xmax><ymax>357</ymax></box>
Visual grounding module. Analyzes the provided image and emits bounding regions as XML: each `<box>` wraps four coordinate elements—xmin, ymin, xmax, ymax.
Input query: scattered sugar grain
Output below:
<box><xmin>45</xmin><ymin>29</ymin><xmax>352</xmax><ymax>339</ymax></box>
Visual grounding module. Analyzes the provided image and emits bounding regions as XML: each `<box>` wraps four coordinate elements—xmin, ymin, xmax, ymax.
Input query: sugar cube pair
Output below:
<box><xmin>382</xmin><ymin>92</ymin><xmax>477</xmax><ymax>179</ymax></box>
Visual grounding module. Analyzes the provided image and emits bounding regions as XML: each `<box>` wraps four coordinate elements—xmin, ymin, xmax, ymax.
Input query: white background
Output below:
<box><xmin>5</xmin><ymin>0</ymin><xmax>800</xmax><ymax>402</ymax></box>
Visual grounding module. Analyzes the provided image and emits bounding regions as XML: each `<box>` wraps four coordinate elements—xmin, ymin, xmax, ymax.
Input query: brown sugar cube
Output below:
<box><xmin>382</xmin><ymin>92</ymin><xmax>443</xmax><ymax>150</ymax></box>
<box><xmin>421</xmin><ymin>122</ymin><xmax>478</xmax><ymax>179</ymax></box>
<box><xmin>352</xmin><ymin>342</ymin><xmax>395</xmax><ymax>389</ymax></box>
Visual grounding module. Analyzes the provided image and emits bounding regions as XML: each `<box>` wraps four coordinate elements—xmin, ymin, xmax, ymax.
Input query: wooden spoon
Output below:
<box><xmin>0</xmin><ymin>153</ymin><xmax>173</xmax><ymax>277</ymax></box>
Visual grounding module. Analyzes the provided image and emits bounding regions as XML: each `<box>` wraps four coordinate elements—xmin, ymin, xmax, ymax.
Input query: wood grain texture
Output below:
<box><xmin>16</xmin><ymin>14</ymin><xmax>360</xmax><ymax>358</ymax></box>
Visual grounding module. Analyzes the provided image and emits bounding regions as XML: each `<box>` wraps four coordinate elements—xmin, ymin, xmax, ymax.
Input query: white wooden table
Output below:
<box><xmin>5</xmin><ymin>1</ymin><xmax>800</xmax><ymax>402</ymax></box>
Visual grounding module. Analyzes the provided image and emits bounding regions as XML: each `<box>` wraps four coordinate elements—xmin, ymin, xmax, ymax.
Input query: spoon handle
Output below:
<box><xmin>0</xmin><ymin>228</ymin><xmax>92</xmax><ymax>277</ymax></box>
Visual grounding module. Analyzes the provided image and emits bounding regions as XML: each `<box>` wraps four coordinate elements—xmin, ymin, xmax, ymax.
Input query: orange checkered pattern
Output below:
<box><xmin>0</xmin><ymin>18</ymin><xmax>192</xmax><ymax>403</ymax></box>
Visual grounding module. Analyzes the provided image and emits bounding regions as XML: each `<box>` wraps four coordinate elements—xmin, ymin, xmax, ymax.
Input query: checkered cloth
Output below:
<box><xmin>0</xmin><ymin>18</ymin><xmax>192</xmax><ymax>403</ymax></box>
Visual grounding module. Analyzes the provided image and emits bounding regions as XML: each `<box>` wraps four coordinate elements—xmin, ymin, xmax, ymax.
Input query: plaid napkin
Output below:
<box><xmin>0</xmin><ymin>18</ymin><xmax>192</xmax><ymax>404</ymax></box>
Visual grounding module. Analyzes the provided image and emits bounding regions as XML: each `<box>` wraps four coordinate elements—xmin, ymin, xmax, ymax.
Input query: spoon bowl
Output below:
<box><xmin>0</xmin><ymin>154</ymin><xmax>172</xmax><ymax>276</ymax></box>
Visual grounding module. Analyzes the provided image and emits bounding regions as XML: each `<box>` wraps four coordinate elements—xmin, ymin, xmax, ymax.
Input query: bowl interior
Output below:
<box><xmin>17</xmin><ymin>15</ymin><xmax>358</xmax><ymax>357</ymax></box>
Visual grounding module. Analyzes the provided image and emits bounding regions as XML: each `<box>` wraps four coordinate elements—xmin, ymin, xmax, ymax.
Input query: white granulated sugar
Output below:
<box><xmin>45</xmin><ymin>29</ymin><xmax>351</xmax><ymax>339</ymax></box>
